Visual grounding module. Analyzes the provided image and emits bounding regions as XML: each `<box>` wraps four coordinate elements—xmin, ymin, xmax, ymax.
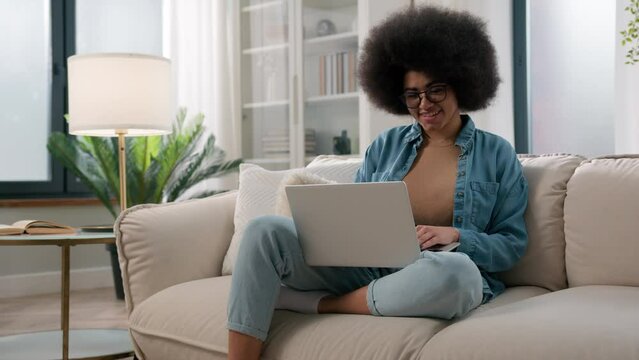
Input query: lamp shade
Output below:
<box><xmin>68</xmin><ymin>53</ymin><xmax>172</xmax><ymax>137</ymax></box>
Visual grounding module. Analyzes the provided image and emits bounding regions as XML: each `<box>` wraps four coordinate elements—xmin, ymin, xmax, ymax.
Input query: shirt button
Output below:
<box><xmin>456</xmin><ymin>192</ymin><xmax>464</xmax><ymax>198</ymax></box>
<box><xmin>456</xmin><ymin>216</ymin><xmax>463</xmax><ymax>223</ymax></box>
<box><xmin>459</xmin><ymin>170</ymin><xmax>466</xmax><ymax>177</ymax></box>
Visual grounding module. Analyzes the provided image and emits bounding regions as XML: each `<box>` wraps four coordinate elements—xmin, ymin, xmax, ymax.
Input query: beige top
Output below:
<box><xmin>403</xmin><ymin>143</ymin><xmax>460</xmax><ymax>226</ymax></box>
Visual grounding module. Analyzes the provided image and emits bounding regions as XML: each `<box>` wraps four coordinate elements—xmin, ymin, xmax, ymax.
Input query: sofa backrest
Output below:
<box><xmin>308</xmin><ymin>154</ymin><xmax>585</xmax><ymax>291</ymax></box>
<box><xmin>564</xmin><ymin>155</ymin><xmax>639</xmax><ymax>287</ymax></box>
<box><xmin>499</xmin><ymin>154</ymin><xmax>584</xmax><ymax>291</ymax></box>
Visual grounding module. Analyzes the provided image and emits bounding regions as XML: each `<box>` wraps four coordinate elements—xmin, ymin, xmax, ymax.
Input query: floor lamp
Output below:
<box><xmin>67</xmin><ymin>53</ymin><xmax>172</xmax><ymax>213</ymax></box>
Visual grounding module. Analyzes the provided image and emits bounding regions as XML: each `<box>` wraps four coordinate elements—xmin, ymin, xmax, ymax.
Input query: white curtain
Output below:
<box><xmin>416</xmin><ymin>0</ymin><xmax>515</xmax><ymax>145</ymax></box>
<box><xmin>163</xmin><ymin>0</ymin><xmax>238</xmax><ymax>159</ymax></box>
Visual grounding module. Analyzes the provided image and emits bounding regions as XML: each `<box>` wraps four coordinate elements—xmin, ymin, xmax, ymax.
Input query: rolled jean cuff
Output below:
<box><xmin>366</xmin><ymin>279</ymin><xmax>382</xmax><ymax>316</ymax></box>
<box><xmin>227</xmin><ymin>321</ymin><xmax>268</xmax><ymax>342</ymax></box>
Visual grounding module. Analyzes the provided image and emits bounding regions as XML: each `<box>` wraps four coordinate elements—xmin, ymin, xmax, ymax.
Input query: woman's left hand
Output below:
<box><xmin>416</xmin><ymin>225</ymin><xmax>460</xmax><ymax>250</ymax></box>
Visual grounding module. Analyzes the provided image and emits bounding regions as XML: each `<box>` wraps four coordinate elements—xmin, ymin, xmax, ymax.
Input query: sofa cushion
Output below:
<box><xmin>223</xmin><ymin>157</ymin><xmax>363</xmax><ymax>275</ymax></box>
<box><xmin>128</xmin><ymin>277</ymin><xmax>232</xmax><ymax>360</ymax></box>
<box><xmin>422</xmin><ymin>286</ymin><xmax>639</xmax><ymax>360</ymax></box>
<box><xmin>499</xmin><ymin>154</ymin><xmax>584</xmax><ymax>291</ymax></box>
<box><xmin>128</xmin><ymin>276</ymin><xmax>547</xmax><ymax>360</ymax></box>
<box><xmin>222</xmin><ymin>164</ymin><xmax>298</xmax><ymax>275</ymax></box>
<box><xmin>465</xmin><ymin>285</ymin><xmax>549</xmax><ymax>316</ymax></box>
<box><xmin>564</xmin><ymin>155</ymin><xmax>639</xmax><ymax>287</ymax></box>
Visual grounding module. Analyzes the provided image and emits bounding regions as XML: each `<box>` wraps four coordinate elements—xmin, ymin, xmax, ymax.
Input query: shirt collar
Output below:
<box><xmin>404</xmin><ymin>114</ymin><xmax>475</xmax><ymax>155</ymax></box>
<box><xmin>455</xmin><ymin>114</ymin><xmax>475</xmax><ymax>154</ymax></box>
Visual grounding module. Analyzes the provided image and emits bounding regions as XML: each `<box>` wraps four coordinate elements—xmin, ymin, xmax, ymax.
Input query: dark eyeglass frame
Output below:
<box><xmin>399</xmin><ymin>84</ymin><xmax>448</xmax><ymax>109</ymax></box>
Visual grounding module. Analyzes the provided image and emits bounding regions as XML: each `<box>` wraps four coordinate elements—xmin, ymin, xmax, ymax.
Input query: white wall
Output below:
<box><xmin>358</xmin><ymin>0</ymin><xmax>413</xmax><ymax>154</ymax></box>
<box><xmin>416</xmin><ymin>0</ymin><xmax>515</xmax><ymax>144</ymax></box>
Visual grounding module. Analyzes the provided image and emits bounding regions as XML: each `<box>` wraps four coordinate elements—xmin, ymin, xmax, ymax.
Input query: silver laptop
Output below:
<box><xmin>285</xmin><ymin>181</ymin><xmax>420</xmax><ymax>267</ymax></box>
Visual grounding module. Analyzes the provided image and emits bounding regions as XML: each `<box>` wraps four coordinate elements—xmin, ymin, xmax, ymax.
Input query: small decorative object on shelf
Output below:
<box><xmin>316</xmin><ymin>19</ymin><xmax>336</xmax><ymax>37</ymax></box>
<box><xmin>333</xmin><ymin>130</ymin><xmax>352</xmax><ymax>155</ymax></box>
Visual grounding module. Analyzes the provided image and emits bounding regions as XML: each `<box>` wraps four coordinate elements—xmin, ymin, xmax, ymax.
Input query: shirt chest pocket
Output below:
<box><xmin>470</xmin><ymin>181</ymin><xmax>500</xmax><ymax>230</ymax></box>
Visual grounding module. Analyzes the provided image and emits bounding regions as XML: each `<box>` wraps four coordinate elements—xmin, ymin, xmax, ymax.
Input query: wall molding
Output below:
<box><xmin>0</xmin><ymin>266</ymin><xmax>113</xmax><ymax>298</ymax></box>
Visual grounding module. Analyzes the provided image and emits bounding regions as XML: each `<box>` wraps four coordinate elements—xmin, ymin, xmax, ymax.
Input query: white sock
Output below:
<box><xmin>275</xmin><ymin>285</ymin><xmax>331</xmax><ymax>314</ymax></box>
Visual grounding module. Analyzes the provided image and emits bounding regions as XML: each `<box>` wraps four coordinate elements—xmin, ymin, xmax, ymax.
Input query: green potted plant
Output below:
<box><xmin>621</xmin><ymin>0</ymin><xmax>639</xmax><ymax>65</ymax></box>
<box><xmin>47</xmin><ymin>108</ymin><xmax>242</xmax><ymax>298</ymax></box>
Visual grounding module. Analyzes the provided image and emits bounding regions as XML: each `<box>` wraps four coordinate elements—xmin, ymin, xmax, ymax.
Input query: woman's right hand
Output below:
<box><xmin>416</xmin><ymin>225</ymin><xmax>460</xmax><ymax>250</ymax></box>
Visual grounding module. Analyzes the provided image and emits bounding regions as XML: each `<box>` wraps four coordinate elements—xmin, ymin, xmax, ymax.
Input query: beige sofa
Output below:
<box><xmin>115</xmin><ymin>154</ymin><xmax>639</xmax><ymax>360</ymax></box>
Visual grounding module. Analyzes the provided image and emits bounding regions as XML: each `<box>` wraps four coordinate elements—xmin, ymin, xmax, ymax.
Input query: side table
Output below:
<box><xmin>0</xmin><ymin>232</ymin><xmax>134</xmax><ymax>360</ymax></box>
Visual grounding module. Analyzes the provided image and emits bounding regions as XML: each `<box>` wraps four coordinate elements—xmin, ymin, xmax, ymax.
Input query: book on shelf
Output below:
<box><xmin>261</xmin><ymin>136</ymin><xmax>289</xmax><ymax>142</ymax></box>
<box><xmin>262</xmin><ymin>129</ymin><xmax>316</xmax><ymax>140</ymax></box>
<box><xmin>0</xmin><ymin>220</ymin><xmax>76</xmax><ymax>236</ymax></box>
<box><xmin>262</xmin><ymin>151</ymin><xmax>318</xmax><ymax>159</ymax></box>
<box><xmin>263</xmin><ymin>151</ymin><xmax>290</xmax><ymax>159</ymax></box>
<box><xmin>263</xmin><ymin>145</ymin><xmax>290</xmax><ymax>152</ymax></box>
<box><xmin>261</xmin><ymin>128</ymin><xmax>317</xmax><ymax>157</ymax></box>
<box><xmin>263</xmin><ymin>144</ymin><xmax>315</xmax><ymax>153</ymax></box>
<box><xmin>318</xmin><ymin>50</ymin><xmax>358</xmax><ymax>96</ymax></box>
<box><xmin>319</xmin><ymin>55</ymin><xmax>326</xmax><ymax>96</ymax></box>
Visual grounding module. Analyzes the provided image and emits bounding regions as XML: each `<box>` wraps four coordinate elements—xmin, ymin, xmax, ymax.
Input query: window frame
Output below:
<box><xmin>513</xmin><ymin>0</ymin><xmax>530</xmax><ymax>154</ymax></box>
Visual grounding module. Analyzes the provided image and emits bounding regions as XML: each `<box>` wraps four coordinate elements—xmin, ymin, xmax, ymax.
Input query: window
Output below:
<box><xmin>0</xmin><ymin>0</ymin><xmax>64</xmax><ymax>195</ymax></box>
<box><xmin>513</xmin><ymin>0</ymin><xmax>616</xmax><ymax>156</ymax></box>
<box><xmin>0</xmin><ymin>0</ymin><xmax>163</xmax><ymax>197</ymax></box>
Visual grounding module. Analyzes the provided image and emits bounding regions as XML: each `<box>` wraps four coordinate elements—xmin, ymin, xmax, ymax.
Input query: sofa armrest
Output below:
<box><xmin>115</xmin><ymin>190</ymin><xmax>237</xmax><ymax>315</ymax></box>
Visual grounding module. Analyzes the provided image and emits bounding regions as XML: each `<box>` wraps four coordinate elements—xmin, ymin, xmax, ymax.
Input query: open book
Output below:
<box><xmin>0</xmin><ymin>220</ymin><xmax>76</xmax><ymax>235</ymax></box>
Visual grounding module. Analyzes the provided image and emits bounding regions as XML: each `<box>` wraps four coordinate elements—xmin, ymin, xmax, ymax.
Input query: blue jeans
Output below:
<box><xmin>227</xmin><ymin>216</ymin><xmax>483</xmax><ymax>341</ymax></box>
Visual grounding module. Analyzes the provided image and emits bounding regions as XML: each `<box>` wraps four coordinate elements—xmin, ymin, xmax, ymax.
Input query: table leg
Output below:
<box><xmin>61</xmin><ymin>244</ymin><xmax>70</xmax><ymax>360</ymax></box>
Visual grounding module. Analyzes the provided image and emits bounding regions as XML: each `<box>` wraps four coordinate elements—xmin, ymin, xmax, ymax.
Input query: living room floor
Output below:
<box><xmin>0</xmin><ymin>287</ymin><xmax>133</xmax><ymax>359</ymax></box>
<box><xmin>0</xmin><ymin>287</ymin><xmax>128</xmax><ymax>337</ymax></box>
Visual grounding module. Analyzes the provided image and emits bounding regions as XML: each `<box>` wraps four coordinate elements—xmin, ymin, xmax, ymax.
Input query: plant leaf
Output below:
<box><xmin>146</xmin><ymin>109</ymin><xmax>204</xmax><ymax>202</ymax></box>
<box><xmin>47</xmin><ymin>133</ymin><xmax>117</xmax><ymax>218</ymax></box>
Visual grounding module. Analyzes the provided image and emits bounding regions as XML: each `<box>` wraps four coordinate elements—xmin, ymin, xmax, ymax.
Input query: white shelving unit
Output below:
<box><xmin>241</xmin><ymin>43</ymin><xmax>289</xmax><ymax>55</ymax></box>
<box><xmin>240</xmin><ymin>1</ymin><xmax>284</xmax><ymax>13</ymax></box>
<box><xmin>306</xmin><ymin>92</ymin><xmax>358</xmax><ymax>103</ymax></box>
<box><xmin>304</xmin><ymin>31</ymin><xmax>358</xmax><ymax>55</ymax></box>
<box><xmin>242</xmin><ymin>100</ymin><xmax>290</xmax><ymax>109</ymax></box>
<box><xmin>233</xmin><ymin>0</ymin><xmax>361</xmax><ymax>170</ymax></box>
<box><xmin>233</xmin><ymin>0</ymin><xmax>412</xmax><ymax>170</ymax></box>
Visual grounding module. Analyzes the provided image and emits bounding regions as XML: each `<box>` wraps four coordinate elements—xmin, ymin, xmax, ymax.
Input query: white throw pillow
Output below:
<box><xmin>306</xmin><ymin>155</ymin><xmax>363</xmax><ymax>183</ymax></box>
<box><xmin>222</xmin><ymin>164</ymin><xmax>298</xmax><ymax>275</ymax></box>
<box><xmin>274</xmin><ymin>171</ymin><xmax>337</xmax><ymax>217</ymax></box>
<box><xmin>222</xmin><ymin>156</ymin><xmax>363</xmax><ymax>275</ymax></box>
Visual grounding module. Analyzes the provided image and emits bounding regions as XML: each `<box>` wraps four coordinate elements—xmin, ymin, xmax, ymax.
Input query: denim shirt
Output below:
<box><xmin>354</xmin><ymin>115</ymin><xmax>528</xmax><ymax>301</ymax></box>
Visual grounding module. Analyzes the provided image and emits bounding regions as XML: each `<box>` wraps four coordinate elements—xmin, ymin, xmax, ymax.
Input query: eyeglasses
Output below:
<box><xmin>399</xmin><ymin>84</ymin><xmax>448</xmax><ymax>109</ymax></box>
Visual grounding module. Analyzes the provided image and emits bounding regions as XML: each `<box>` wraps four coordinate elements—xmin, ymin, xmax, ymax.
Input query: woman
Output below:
<box><xmin>227</xmin><ymin>5</ymin><xmax>528</xmax><ymax>359</ymax></box>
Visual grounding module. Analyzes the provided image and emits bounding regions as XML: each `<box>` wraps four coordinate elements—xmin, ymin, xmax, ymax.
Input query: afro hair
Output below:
<box><xmin>358</xmin><ymin>5</ymin><xmax>500</xmax><ymax>115</ymax></box>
